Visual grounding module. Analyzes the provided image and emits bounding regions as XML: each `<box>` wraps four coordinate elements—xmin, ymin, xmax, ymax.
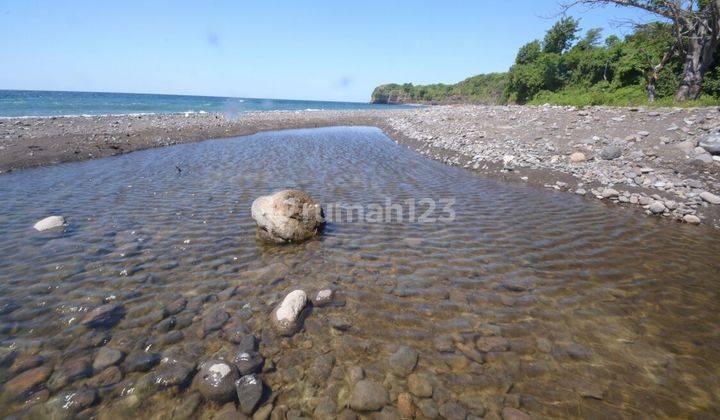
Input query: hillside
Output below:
<box><xmin>371</xmin><ymin>73</ymin><xmax>507</xmax><ymax>104</ymax></box>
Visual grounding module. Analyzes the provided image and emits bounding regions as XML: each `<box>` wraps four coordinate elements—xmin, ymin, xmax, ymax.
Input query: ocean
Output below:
<box><xmin>0</xmin><ymin>90</ymin><xmax>410</xmax><ymax>117</ymax></box>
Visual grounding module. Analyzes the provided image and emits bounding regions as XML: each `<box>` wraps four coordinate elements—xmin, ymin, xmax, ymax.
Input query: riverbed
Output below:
<box><xmin>1</xmin><ymin>127</ymin><xmax>719</xmax><ymax>418</ymax></box>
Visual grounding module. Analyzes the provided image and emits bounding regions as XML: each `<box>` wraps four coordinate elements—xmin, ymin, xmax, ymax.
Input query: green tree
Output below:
<box><xmin>543</xmin><ymin>17</ymin><xmax>580</xmax><ymax>53</ymax></box>
<box><xmin>516</xmin><ymin>40</ymin><xmax>543</xmax><ymax>64</ymax></box>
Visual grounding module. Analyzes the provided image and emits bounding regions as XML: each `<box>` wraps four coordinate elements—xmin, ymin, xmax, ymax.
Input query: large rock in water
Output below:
<box><xmin>251</xmin><ymin>190</ymin><xmax>324</xmax><ymax>243</ymax></box>
<box><xmin>33</xmin><ymin>216</ymin><xmax>66</xmax><ymax>231</ymax></box>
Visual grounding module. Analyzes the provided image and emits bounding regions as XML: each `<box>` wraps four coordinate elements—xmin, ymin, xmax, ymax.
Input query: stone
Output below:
<box><xmin>271</xmin><ymin>290</ymin><xmax>307</xmax><ymax>336</ymax></box>
<box><xmin>251</xmin><ymin>189</ymin><xmax>325</xmax><ymax>243</ymax></box>
<box><xmin>314</xmin><ymin>396</ymin><xmax>338</xmax><ymax>419</ymax></box>
<box><xmin>85</xmin><ymin>366</ymin><xmax>123</xmax><ymax>387</ymax></box>
<box><xmin>684</xmin><ymin>214</ymin><xmax>701</xmax><ymax>225</ymax></box>
<box><xmin>699</xmin><ymin>132</ymin><xmax>720</xmax><ymax>154</ymax></box>
<box><xmin>93</xmin><ymin>347</ymin><xmax>124</xmax><ymax>371</ymax></box>
<box><xmin>166</xmin><ymin>297</ymin><xmax>187</xmax><ymax>315</ymax></box>
<box><xmin>122</xmin><ymin>351</ymin><xmax>160</xmax><ymax>373</ymax></box>
<box><xmin>171</xmin><ymin>392</ymin><xmax>203</xmax><ymax>419</ymax></box>
<box><xmin>308</xmin><ymin>354</ymin><xmax>334</xmax><ymax>385</ymax></box>
<box><xmin>81</xmin><ymin>303</ymin><xmax>125</xmax><ymax>328</ymax></box>
<box><xmin>47</xmin><ymin>358</ymin><xmax>92</xmax><ymax>391</ymax></box>
<box><xmin>407</xmin><ymin>373</ymin><xmax>433</xmax><ymax>398</ymax></box>
<box><xmin>198</xmin><ymin>359</ymin><xmax>240</xmax><ymax>403</ymax></box>
<box><xmin>700</xmin><ymin>191</ymin><xmax>720</xmax><ymax>204</ymax></box>
<box><xmin>600</xmin><ymin>146</ymin><xmax>622</xmax><ymax>160</ymax></box>
<box><xmin>600</xmin><ymin>188</ymin><xmax>619</xmax><ymax>199</ymax></box>
<box><xmin>438</xmin><ymin>402</ymin><xmax>467</xmax><ymax>420</ymax></box>
<box><xmin>637</xmin><ymin>130</ymin><xmax>650</xmax><ymax>137</ymax></box>
<box><xmin>417</xmin><ymin>399</ymin><xmax>439</xmax><ymax>419</ymax></box>
<box><xmin>397</xmin><ymin>392</ymin><xmax>414</xmax><ymax>418</ymax></box>
<box><xmin>232</xmin><ymin>351</ymin><xmax>264</xmax><ymax>375</ymax></box>
<box><xmin>33</xmin><ymin>215</ymin><xmax>66</xmax><ymax>231</ymax></box>
<box><xmin>9</xmin><ymin>354</ymin><xmax>44</xmax><ymax>374</ymax></box>
<box><xmin>202</xmin><ymin>308</ymin><xmax>230</xmax><ymax>336</ymax></box>
<box><xmin>4</xmin><ymin>365</ymin><xmax>53</xmax><ymax>399</ymax></box>
<box><xmin>649</xmin><ymin>201</ymin><xmax>666</xmax><ymax>214</ymax></box>
<box><xmin>476</xmin><ymin>336</ymin><xmax>510</xmax><ymax>352</ymax></box>
<box><xmin>223</xmin><ymin>323</ymin><xmax>257</xmax><ymax>351</ymax></box>
<box><xmin>501</xmin><ymin>407</ymin><xmax>531</xmax><ymax>420</ymax></box>
<box><xmin>153</xmin><ymin>357</ymin><xmax>196</xmax><ymax>388</ymax></box>
<box><xmin>569</xmin><ymin>152</ymin><xmax>586</xmax><ymax>163</ymax></box>
<box><xmin>313</xmin><ymin>289</ymin><xmax>334</xmax><ymax>307</ymax></box>
<box><xmin>42</xmin><ymin>388</ymin><xmax>98</xmax><ymax>419</ymax></box>
<box><xmin>214</xmin><ymin>403</ymin><xmax>247</xmax><ymax>420</ymax></box>
<box><xmin>236</xmin><ymin>374</ymin><xmax>263</xmax><ymax>415</ymax></box>
<box><xmin>348</xmin><ymin>366</ymin><xmax>365</xmax><ymax>384</ymax></box>
<box><xmin>349</xmin><ymin>380</ymin><xmax>388</xmax><ymax>412</ymax></box>
<box><xmin>388</xmin><ymin>346</ymin><xmax>418</xmax><ymax>377</ymax></box>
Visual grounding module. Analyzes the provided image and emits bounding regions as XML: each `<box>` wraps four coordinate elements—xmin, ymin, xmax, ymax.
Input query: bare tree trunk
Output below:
<box><xmin>676</xmin><ymin>4</ymin><xmax>720</xmax><ymax>101</ymax></box>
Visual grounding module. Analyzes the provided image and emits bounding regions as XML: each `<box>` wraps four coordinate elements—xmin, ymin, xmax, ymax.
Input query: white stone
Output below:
<box><xmin>209</xmin><ymin>363</ymin><xmax>232</xmax><ymax>378</ymax></box>
<box><xmin>700</xmin><ymin>191</ymin><xmax>720</xmax><ymax>204</ymax></box>
<box><xmin>33</xmin><ymin>216</ymin><xmax>66</xmax><ymax>231</ymax></box>
<box><xmin>275</xmin><ymin>290</ymin><xmax>307</xmax><ymax>322</ymax></box>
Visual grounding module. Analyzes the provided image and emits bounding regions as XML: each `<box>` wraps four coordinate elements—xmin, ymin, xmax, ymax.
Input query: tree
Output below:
<box><xmin>543</xmin><ymin>17</ymin><xmax>581</xmax><ymax>53</ymax></box>
<box><xmin>516</xmin><ymin>40</ymin><xmax>543</xmax><ymax>64</ymax></box>
<box><xmin>564</xmin><ymin>0</ymin><xmax>720</xmax><ymax>101</ymax></box>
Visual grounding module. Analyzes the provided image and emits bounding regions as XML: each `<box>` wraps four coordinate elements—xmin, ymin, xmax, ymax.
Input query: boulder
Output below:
<box><xmin>197</xmin><ymin>359</ymin><xmax>239</xmax><ymax>403</ymax></box>
<box><xmin>271</xmin><ymin>290</ymin><xmax>307</xmax><ymax>336</ymax></box>
<box><xmin>699</xmin><ymin>132</ymin><xmax>720</xmax><ymax>154</ymax></box>
<box><xmin>33</xmin><ymin>216</ymin><xmax>66</xmax><ymax>232</ymax></box>
<box><xmin>250</xmin><ymin>190</ymin><xmax>324</xmax><ymax>243</ymax></box>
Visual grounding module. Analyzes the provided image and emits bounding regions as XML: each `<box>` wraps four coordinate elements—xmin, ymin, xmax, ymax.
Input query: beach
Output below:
<box><xmin>2</xmin><ymin>105</ymin><xmax>720</xmax><ymax>227</ymax></box>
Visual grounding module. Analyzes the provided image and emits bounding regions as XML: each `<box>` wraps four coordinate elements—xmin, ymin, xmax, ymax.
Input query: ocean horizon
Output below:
<box><xmin>0</xmin><ymin>89</ymin><xmax>411</xmax><ymax>118</ymax></box>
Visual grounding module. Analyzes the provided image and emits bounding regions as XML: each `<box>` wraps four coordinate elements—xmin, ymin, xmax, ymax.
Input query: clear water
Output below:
<box><xmin>0</xmin><ymin>127</ymin><xmax>719</xmax><ymax>418</ymax></box>
<box><xmin>0</xmin><ymin>90</ymin><xmax>411</xmax><ymax>117</ymax></box>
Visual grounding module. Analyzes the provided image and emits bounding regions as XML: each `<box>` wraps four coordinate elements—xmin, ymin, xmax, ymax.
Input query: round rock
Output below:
<box><xmin>349</xmin><ymin>379</ymin><xmax>388</xmax><ymax>412</ymax></box>
<box><xmin>250</xmin><ymin>189</ymin><xmax>325</xmax><ymax>243</ymax></box>
<box><xmin>388</xmin><ymin>346</ymin><xmax>418</xmax><ymax>377</ymax></box>
<box><xmin>271</xmin><ymin>289</ymin><xmax>307</xmax><ymax>336</ymax></box>
<box><xmin>197</xmin><ymin>359</ymin><xmax>240</xmax><ymax>403</ymax></box>
<box><xmin>33</xmin><ymin>215</ymin><xmax>66</xmax><ymax>232</ymax></box>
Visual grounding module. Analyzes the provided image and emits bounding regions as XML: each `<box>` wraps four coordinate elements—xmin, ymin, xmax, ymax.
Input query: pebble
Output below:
<box><xmin>569</xmin><ymin>152</ymin><xmax>586</xmax><ymax>163</ymax></box>
<box><xmin>236</xmin><ymin>374</ymin><xmax>263</xmax><ymax>415</ymax></box>
<box><xmin>153</xmin><ymin>356</ymin><xmax>196</xmax><ymax>388</ymax></box>
<box><xmin>4</xmin><ymin>365</ymin><xmax>53</xmax><ymax>399</ymax></box>
<box><xmin>33</xmin><ymin>215</ymin><xmax>66</xmax><ymax>231</ymax></box>
<box><xmin>407</xmin><ymin>373</ymin><xmax>433</xmax><ymax>398</ymax></box>
<box><xmin>201</xmin><ymin>308</ymin><xmax>230</xmax><ymax>336</ymax></box>
<box><xmin>81</xmin><ymin>302</ymin><xmax>126</xmax><ymax>328</ymax></box>
<box><xmin>349</xmin><ymin>379</ymin><xmax>388</xmax><ymax>411</ymax></box>
<box><xmin>649</xmin><ymin>201</ymin><xmax>666</xmax><ymax>214</ymax></box>
<box><xmin>198</xmin><ymin>359</ymin><xmax>240</xmax><ymax>403</ymax></box>
<box><xmin>600</xmin><ymin>146</ymin><xmax>622</xmax><ymax>160</ymax></box>
<box><xmin>476</xmin><ymin>336</ymin><xmax>510</xmax><ymax>352</ymax></box>
<box><xmin>122</xmin><ymin>351</ymin><xmax>160</xmax><ymax>373</ymax></box>
<box><xmin>85</xmin><ymin>366</ymin><xmax>123</xmax><ymax>387</ymax></box>
<box><xmin>438</xmin><ymin>402</ymin><xmax>467</xmax><ymax>420</ymax></box>
<box><xmin>502</xmin><ymin>407</ymin><xmax>531</xmax><ymax>420</ymax></box>
<box><xmin>232</xmin><ymin>350</ymin><xmax>264</xmax><ymax>375</ymax></box>
<box><xmin>397</xmin><ymin>392</ymin><xmax>414</xmax><ymax>418</ymax></box>
<box><xmin>93</xmin><ymin>347</ymin><xmax>124</xmax><ymax>371</ymax></box>
<box><xmin>417</xmin><ymin>399</ymin><xmax>439</xmax><ymax>419</ymax></box>
<box><xmin>313</xmin><ymin>289</ymin><xmax>334</xmax><ymax>307</ymax></box>
<box><xmin>47</xmin><ymin>357</ymin><xmax>92</xmax><ymax>391</ymax></box>
<box><xmin>388</xmin><ymin>346</ymin><xmax>418</xmax><ymax>377</ymax></box>
<box><xmin>41</xmin><ymin>388</ymin><xmax>98</xmax><ymax>419</ymax></box>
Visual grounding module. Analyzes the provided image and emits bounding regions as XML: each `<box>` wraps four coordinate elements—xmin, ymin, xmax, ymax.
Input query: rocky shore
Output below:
<box><xmin>2</xmin><ymin>105</ymin><xmax>720</xmax><ymax>227</ymax></box>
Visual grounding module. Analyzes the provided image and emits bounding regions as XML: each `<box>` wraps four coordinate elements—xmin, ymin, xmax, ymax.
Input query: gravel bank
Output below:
<box><xmin>2</xmin><ymin>105</ymin><xmax>720</xmax><ymax>227</ymax></box>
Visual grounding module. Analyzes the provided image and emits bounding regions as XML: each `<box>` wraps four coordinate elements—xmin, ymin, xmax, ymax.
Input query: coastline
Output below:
<box><xmin>2</xmin><ymin>105</ymin><xmax>719</xmax><ymax>228</ymax></box>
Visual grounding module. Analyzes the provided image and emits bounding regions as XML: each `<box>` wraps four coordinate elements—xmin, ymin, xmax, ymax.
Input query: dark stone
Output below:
<box><xmin>600</xmin><ymin>146</ymin><xmax>622</xmax><ymax>160</ymax></box>
<box><xmin>236</xmin><ymin>374</ymin><xmax>263</xmax><ymax>415</ymax></box>
<box><xmin>155</xmin><ymin>316</ymin><xmax>177</xmax><ymax>332</ymax></box>
<box><xmin>81</xmin><ymin>303</ymin><xmax>125</xmax><ymax>328</ymax></box>
<box><xmin>85</xmin><ymin>366</ymin><xmax>123</xmax><ymax>387</ymax></box>
<box><xmin>154</xmin><ymin>357</ymin><xmax>196</xmax><ymax>388</ymax></box>
<box><xmin>122</xmin><ymin>351</ymin><xmax>160</xmax><ymax>373</ymax></box>
<box><xmin>232</xmin><ymin>350</ymin><xmax>264</xmax><ymax>375</ymax></box>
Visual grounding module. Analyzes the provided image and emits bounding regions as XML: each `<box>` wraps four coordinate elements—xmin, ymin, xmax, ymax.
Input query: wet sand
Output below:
<box><xmin>2</xmin><ymin>106</ymin><xmax>720</xmax><ymax>227</ymax></box>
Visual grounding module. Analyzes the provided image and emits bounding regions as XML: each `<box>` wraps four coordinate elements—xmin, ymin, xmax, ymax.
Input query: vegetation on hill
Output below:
<box><xmin>372</xmin><ymin>2</ymin><xmax>720</xmax><ymax>106</ymax></box>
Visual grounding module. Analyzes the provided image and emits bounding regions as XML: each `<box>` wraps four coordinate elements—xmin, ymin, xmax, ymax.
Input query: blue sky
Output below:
<box><xmin>0</xmin><ymin>1</ymin><xmax>653</xmax><ymax>102</ymax></box>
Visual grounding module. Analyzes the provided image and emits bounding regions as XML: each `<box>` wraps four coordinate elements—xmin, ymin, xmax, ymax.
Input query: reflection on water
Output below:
<box><xmin>0</xmin><ymin>127</ymin><xmax>719</xmax><ymax>418</ymax></box>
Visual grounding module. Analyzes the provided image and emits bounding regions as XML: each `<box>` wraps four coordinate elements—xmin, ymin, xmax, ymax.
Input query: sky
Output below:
<box><xmin>0</xmin><ymin>0</ymin><xmax>655</xmax><ymax>102</ymax></box>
